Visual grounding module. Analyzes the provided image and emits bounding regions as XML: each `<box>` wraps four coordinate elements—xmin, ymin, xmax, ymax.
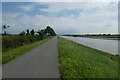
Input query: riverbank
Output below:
<box><xmin>58</xmin><ymin>37</ymin><xmax>118</xmax><ymax>78</ymax></box>
<box><xmin>85</xmin><ymin>37</ymin><xmax>120</xmax><ymax>40</ymax></box>
<box><xmin>61</xmin><ymin>36</ymin><xmax>118</xmax><ymax>55</ymax></box>
<box><xmin>63</xmin><ymin>34</ymin><xmax>120</xmax><ymax>40</ymax></box>
<box><xmin>2</xmin><ymin>36</ymin><xmax>53</xmax><ymax>64</ymax></box>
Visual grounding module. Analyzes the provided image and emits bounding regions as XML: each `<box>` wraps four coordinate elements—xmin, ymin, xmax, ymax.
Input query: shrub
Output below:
<box><xmin>2</xmin><ymin>35</ymin><xmax>44</xmax><ymax>52</ymax></box>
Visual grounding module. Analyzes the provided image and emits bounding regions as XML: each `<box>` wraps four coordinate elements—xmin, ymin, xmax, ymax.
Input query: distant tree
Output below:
<box><xmin>41</xmin><ymin>29</ymin><xmax>46</xmax><ymax>36</ymax></box>
<box><xmin>30</xmin><ymin>29</ymin><xmax>35</xmax><ymax>35</ymax></box>
<box><xmin>19</xmin><ymin>31</ymin><xmax>25</xmax><ymax>36</ymax></box>
<box><xmin>86</xmin><ymin>34</ymin><xmax>89</xmax><ymax>36</ymax></box>
<box><xmin>103</xmin><ymin>34</ymin><xmax>106</xmax><ymax>36</ymax></box>
<box><xmin>108</xmin><ymin>33</ymin><xmax>111</xmax><ymax>36</ymax></box>
<box><xmin>3</xmin><ymin>31</ymin><xmax>7</xmax><ymax>35</ymax></box>
<box><xmin>26</xmin><ymin>29</ymin><xmax>29</xmax><ymax>35</ymax></box>
<box><xmin>2</xmin><ymin>25</ymin><xmax>6</xmax><ymax>30</ymax></box>
<box><xmin>37</xmin><ymin>30</ymin><xmax>44</xmax><ymax>40</ymax></box>
<box><xmin>45</xmin><ymin>26</ymin><xmax>56</xmax><ymax>36</ymax></box>
<box><xmin>2</xmin><ymin>25</ymin><xmax>10</xmax><ymax>35</ymax></box>
<box><xmin>7</xmin><ymin>26</ymin><xmax>10</xmax><ymax>28</ymax></box>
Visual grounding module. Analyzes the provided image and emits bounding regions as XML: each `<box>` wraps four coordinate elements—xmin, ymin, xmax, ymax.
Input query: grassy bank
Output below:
<box><xmin>0</xmin><ymin>54</ymin><xmax>1</xmax><ymax>65</ymax></box>
<box><xmin>58</xmin><ymin>37</ymin><xmax>118</xmax><ymax>78</ymax></box>
<box><xmin>64</xmin><ymin>34</ymin><xmax>120</xmax><ymax>40</ymax></box>
<box><xmin>3</xmin><ymin>36</ymin><xmax>53</xmax><ymax>64</ymax></box>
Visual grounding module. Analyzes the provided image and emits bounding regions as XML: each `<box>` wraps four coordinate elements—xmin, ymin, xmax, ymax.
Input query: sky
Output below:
<box><xmin>1</xmin><ymin>1</ymin><xmax>119</xmax><ymax>34</ymax></box>
<box><xmin>1</xmin><ymin>0</ymin><xmax>119</xmax><ymax>2</ymax></box>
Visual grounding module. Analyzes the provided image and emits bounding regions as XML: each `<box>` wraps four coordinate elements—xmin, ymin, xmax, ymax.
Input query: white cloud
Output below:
<box><xmin>2</xmin><ymin>0</ymin><xmax>34</xmax><ymax>2</ymax></box>
<box><xmin>19</xmin><ymin>4</ymin><xmax>35</xmax><ymax>12</ymax></box>
<box><xmin>40</xmin><ymin>2</ymin><xmax>116</xmax><ymax>13</ymax></box>
<box><xmin>2</xmin><ymin>2</ymin><xmax>118</xmax><ymax>34</ymax></box>
<box><xmin>2</xmin><ymin>0</ymin><xmax>119</xmax><ymax>2</ymax></box>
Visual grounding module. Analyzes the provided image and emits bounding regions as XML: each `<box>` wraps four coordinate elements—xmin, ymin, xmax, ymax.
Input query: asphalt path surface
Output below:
<box><xmin>0</xmin><ymin>37</ymin><xmax>2</xmax><ymax>79</ymax></box>
<box><xmin>2</xmin><ymin>37</ymin><xmax>60</xmax><ymax>78</ymax></box>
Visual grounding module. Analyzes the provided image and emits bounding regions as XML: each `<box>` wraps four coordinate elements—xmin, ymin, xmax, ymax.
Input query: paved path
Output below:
<box><xmin>0</xmin><ymin>37</ymin><xmax>2</xmax><ymax>79</ymax></box>
<box><xmin>2</xmin><ymin>37</ymin><xmax>60</xmax><ymax>78</ymax></box>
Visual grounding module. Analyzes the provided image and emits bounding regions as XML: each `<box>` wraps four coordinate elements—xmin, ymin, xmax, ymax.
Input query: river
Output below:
<box><xmin>61</xmin><ymin>36</ymin><xmax>119</xmax><ymax>55</ymax></box>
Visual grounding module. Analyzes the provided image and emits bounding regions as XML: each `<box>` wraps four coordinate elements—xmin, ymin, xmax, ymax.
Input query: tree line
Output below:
<box><xmin>2</xmin><ymin>25</ymin><xmax>56</xmax><ymax>36</ymax></box>
<box><xmin>2</xmin><ymin>25</ymin><xmax>56</xmax><ymax>52</ymax></box>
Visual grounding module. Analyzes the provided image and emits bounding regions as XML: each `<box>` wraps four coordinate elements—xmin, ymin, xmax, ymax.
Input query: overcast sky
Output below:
<box><xmin>1</xmin><ymin>1</ymin><xmax>118</xmax><ymax>34</ymax></box>
<box><xmin>2</xmin><ymin>0</ymin><xmax>119</xmax><ymax>2</ymax></box>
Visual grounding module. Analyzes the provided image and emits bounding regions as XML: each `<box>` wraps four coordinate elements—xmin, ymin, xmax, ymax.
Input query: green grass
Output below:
<box><xmin>0</xmin><ymin>54</ymin><xmax>1</xmax><ymax>65</ymax></box>
<box><xmin>2</xmin><ymin>36</ymin><xmax>53</xmax><ymax>64</ymax></box>
<box><xmin>58</xmin><ymin>37</ymin><xmax>119</xmax><ymax>78</ymax></box>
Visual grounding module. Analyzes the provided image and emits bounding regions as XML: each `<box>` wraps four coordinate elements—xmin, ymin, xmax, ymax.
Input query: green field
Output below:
<box><xmin>2</xmin><ymin>36</ymin><xmax>53</xmax><ymax>64</ymax></box>
<box><xmin>58</xmin><ymin>37</ymin><xmax>118</xmax><ymax>78</ymax></box>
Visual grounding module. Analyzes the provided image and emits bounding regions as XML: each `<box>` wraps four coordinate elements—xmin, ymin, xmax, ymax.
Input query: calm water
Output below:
<box><xmin>61</xmin><ymin>36</ymin><xmax>119</xmax><ymax>55</ymax></box>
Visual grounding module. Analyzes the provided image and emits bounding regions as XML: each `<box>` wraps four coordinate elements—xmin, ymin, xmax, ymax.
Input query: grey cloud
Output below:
<box><xmin>2</xmin><ymin>2</ymin><xmax>118</xmax><ymax>34</ymax></box>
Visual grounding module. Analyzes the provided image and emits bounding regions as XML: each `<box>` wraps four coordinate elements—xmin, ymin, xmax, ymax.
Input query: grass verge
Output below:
<box><xmin>58</xmin><ymin>37</ymin><xmax>118</xmax><ymax>78</ymax></box>
<box><xmin>0</xmin><ymin>54</ymin><xmax>1</xmax><ymax>65</ymax></box>
<box><xmin>2</xmin><ymin>36</ymin><xmax>53</xmax><ymax>64</ymax></box>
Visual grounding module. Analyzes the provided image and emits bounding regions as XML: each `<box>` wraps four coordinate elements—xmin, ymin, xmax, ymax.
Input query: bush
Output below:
<box><xmin>2</xmin><ymin>35</ymin><xmax>43</xmax><ymax>52</ymax></box>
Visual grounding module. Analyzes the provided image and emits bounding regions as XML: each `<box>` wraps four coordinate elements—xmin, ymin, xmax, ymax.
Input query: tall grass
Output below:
<box><xmin>58</xmin><ymin>37</ymin><xmax>118</xmax><ymax>78</ymax></box>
